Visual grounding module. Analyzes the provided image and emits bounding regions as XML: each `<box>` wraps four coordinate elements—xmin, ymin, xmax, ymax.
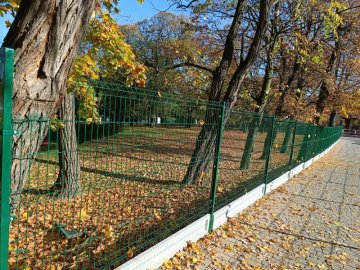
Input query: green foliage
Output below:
<box><xmin>122</xmin><ymin>12</ymin><xmax>214</xmax><ymax>99</ymax></box>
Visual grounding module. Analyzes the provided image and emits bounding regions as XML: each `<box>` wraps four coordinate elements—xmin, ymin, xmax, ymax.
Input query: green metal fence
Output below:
<box><xmin>0</xmin><ymin>48</ymin><xmax>342</xmax><ymax>270</ymax></box>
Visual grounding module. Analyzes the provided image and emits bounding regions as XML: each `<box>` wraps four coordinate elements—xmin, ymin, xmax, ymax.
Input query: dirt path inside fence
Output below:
<box><xmin>159</xmin><ymin>137</ymin><xmax>360</xmax><ymax>270</ymax></box>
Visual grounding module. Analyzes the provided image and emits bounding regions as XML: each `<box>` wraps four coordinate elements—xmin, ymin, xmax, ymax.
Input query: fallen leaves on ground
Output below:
<box><xmin>159</xmin><ymin>142</ymin><xmax>359</xmax><ymax>270</ymax></box>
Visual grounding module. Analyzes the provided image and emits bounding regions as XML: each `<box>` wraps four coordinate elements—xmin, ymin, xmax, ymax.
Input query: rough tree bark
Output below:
<box><xmin>182</xmin><ymin>0</ymin><xmax>247</xmax><ymax>184</ymax></box>
<box><xmin>239</xmin><ymin>116</ymin><xmax>261</xmax><ymax>170</ymax></box>
<box><xmin>314</xmin><ymin>43</ymin><xmax>340</xmax><ymax>124</ymax></box>
<box><xmin>183</xmin><ymin>106</ymin><xmax>222</xmax><ymax>186</ymax></box>
<box><xmin>275</xmin><ymin>59</ymin><xmax>300</xmax><ymax>117</ymax></box>
<box><xmin>183</xmin><ymin>0</ymin><xmax>270</xmax><ymax>184</ymax></box>
<box><xmin>240</xmin><ymin>56</ymin><xmax>273</xmax><ymax>169</ymax></box>
<box><xmin>280</xmin><ymin>122</ymin><xmax>294</xmax><ymax>153</ymax></box>
<box><xmin>260</xmin><ymin>121</ymin><xmax>278</xmax><ymax>160</ymax></box>
<box><xmin>3</xmin><ymin>0</ymin><xmax>96</xmax><ymax>207</ymax></box>
<box><xmin>314</xmin><ymin>22</ymin><xmax>350</xmax><ymax>125</ymax></box>
<box><xmin>328</xmin><ymin>110</ymin><xmax>337</xmax><ymax>127</ymax></box>
<box><xmin>276</xmin><ymin>17</ymin><xmax>314</xmax><ymax>117</ymax></box>
<box><xmin>50</xmin><ymin>93</ymin><xmax>81</xmax><ymax>198</ymax></box>
<box><xmin>240</xmin><ymin>1</ymin><xmax>279</xmax><ymax>169</ymax></box>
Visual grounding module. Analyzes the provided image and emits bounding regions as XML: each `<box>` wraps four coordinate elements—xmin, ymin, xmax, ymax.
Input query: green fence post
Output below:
<box><xmin>263</xmin><ymin>116</ymin><xmax>276</xmax><ymax>194</ymax></box>
<box><xmin>288</xmin><ymin>120</ymin><xmax>297</xmax><ymax>167</ymax></box>
<box><xmin>0</xmin><ymin>47</ymin><xmax>14</xmax><ymax>270</ymax></box>
<box><xmin>316</xmin><ymin>126</ymin><xmax>324</xmax><ymax>155</ymax></box>
<box><xmin>313</xmin><ymin>126</ymin><xmax>320</xmax><ymax>155</ymax></box>
<box><xmin>208</xmin><ymin>102</ymin><xmax>226</xmax><ymax>232</ymax></box>
<box><xmin>297</xmin><ymin>123</ymin><xmax>310</xmax><ymax>162</ymax></box>
<box><xmin>309</xmin><ymin>125</ymin><xmax>316</xmax><ymax>158</ymax></box>
<box><xmin>304</xmin><ymin>123</ymin><xmax>311</xmax><ymax>161</ymax></box>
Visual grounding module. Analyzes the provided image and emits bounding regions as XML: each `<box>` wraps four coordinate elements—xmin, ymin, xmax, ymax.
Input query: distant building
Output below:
<box><xmin>342</xmin><ymin>114</ymin><xmax>360</xmax><ymax>130</ymax></box>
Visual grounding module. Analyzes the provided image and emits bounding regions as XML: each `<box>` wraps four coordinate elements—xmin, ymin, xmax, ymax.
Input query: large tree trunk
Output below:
<box><xmin>181</xmin><ymin>0</ymin><xmax>248</xmax><ymax>185</ymax></box>
<box><xmin>50</xmin><ymin>93</ymin><xmax>81</xmax><ymax>198</ymax></box>
<box><xmin>207</xmin><ymin>0</ymin><xmax>247</xmax><ymax>102</ymax></box>
<box><xmin>183</xmin><ymin>0</ymin><xmax>270</xmax><ymax>184</ymax></box>
<box><xmin>223</xmin><ymin>0</ymin><xmax>269</xmax><ymax>108</ymax></box>
<box><xmin>238</xmin><ymin>0</ymin><xmax>279</xmax><ymax>169</ymax></box>
<box><xmin>182</xmin><ymin>105</ymin><xmax>223</xmax><ymax>185</ymax></box>
<box><xmin>314</xmin><ymin>82</ymin><xmax>330</xmax><ymax>125</ymax></box>
<box><xmin>314</xmin><ymin>28</ymin><xmax>342</xmax><ymax>125</ymax></box>
<box><xmin>4</xmin><ymin>0</ymin><xmax>95</xmax><ymax>207</ymax></box>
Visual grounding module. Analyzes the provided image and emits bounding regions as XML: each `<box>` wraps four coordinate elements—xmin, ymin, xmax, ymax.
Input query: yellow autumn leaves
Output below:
<box><xmin>80</xmin><ymin>208</ymin><xmax>89</xmax><ymax>221</ymax></box>
<box><xmin>162</xmin><ymin>241</ymin><xmax>202</xmax><ymax>270</ymax></box>
<box><xmin>79</xmin><ymin>208</ymin><xmax>114</xmax><ymax>238</ymax></box>
<box><xmin>67</xmin><ymin>1</ymin><xmax>147</xmax><ymax>122</ymax></box>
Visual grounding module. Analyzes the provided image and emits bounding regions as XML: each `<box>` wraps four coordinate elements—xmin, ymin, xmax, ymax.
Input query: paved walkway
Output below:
<box><xmin>160</xmin><ymin>137</ymin><xmax>360</xmax><ymax>270</ymax></box>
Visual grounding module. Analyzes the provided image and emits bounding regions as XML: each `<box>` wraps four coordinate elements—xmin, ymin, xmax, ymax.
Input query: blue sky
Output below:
<box><xmin>0</xmin><ymin>1</ymin><xmax>183</xmax><ymax>43</ymax></box>
<box><xmin>117</xmin><ymin>0</ymin><xmax>184</xmax><ymax>24</ymax></box>
<box><xmin>0</xmin><ymin>14</ymin><xmax>11</xmax><ymax>45</ymax></box>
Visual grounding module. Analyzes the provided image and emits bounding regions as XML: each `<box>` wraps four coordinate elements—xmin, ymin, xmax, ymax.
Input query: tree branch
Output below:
<box><xmin>166</xmin><ymin>62</ymin><xmax>214</xmax><ymax>73</ymax></box>
<box><xmin>223</xmin><ymin>0</ymin><xmax>271</xmax><ymax>107</ymax></box>
<box><xmin>144</xmin><ymin>60</ymin><xmax>213</xmax><ymax>74</ymax></box>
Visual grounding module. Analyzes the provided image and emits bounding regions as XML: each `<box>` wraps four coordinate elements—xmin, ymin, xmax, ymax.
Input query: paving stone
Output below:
<box><xmin>158</xmin><ymin>138</ymin><xmax>360</xmax><ymax>270</ymax></box>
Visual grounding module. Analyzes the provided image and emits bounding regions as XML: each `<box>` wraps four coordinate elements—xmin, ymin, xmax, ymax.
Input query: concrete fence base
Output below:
<box><xmin>117</xmin><ymin>139</ymin><xmax>340</xmax><ymax>270</ymax></box>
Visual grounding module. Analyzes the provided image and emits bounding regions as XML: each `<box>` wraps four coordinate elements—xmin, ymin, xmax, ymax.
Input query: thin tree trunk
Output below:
<box><xmin>4</xmin><ymin>0</ymin><xmax>95</xmax><ymax>208</ymax></box>
<box><xmin>186</xmin><ymin>107</ymin><xmax>194</xmax><ymax>128</ymax></box>
<box><xmin>275</xmin><ymin>60</ymin><xmax>300</xmax><ymax>117</ymax></box>
<box><xmin>280</xmin><ymin>122</ymin><xmax>294</xmax><ymax>153</ymax></box>
<box><xmin>328</xmin><ymin>110</ymin><xmax>337</xmax><ymax>127</ymax></box>
<box><xmin>240</xmin><ymin>116</ymin><xmax>262</xmax><ymax>170</ymax></box>
<box><xmin>50</xmin><ymin>93</ymin><xmax>81</xmax><ymax>198</ymax></box>
<box><xmin>260</xmin><ymin>122</ymin><xmax>278</xmax><ymax>160</ymax></box>
<box><xmin>295</xmin><ymin>67</ymin><xmax>305</xmax><ymax>99</ymax></box>
<box><xmin>296</xmin><ymin>126</ymin><xmax>317</xmax><ymax>162</ymax></box>
<box><xmin>240</xmin><ymin>54</ymin><xmax>273</xmax><ymax>170</ymax></box>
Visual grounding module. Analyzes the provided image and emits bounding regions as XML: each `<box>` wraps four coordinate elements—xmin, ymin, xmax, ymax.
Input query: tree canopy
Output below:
<box><xmin>121</xmin><ymin>0</ymin><xmax>360</xmax><ymax>124</ymax></box>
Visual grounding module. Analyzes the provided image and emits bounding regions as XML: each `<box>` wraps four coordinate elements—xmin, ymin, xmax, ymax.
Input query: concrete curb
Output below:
<box><xmin>117</xmin><ymin>139</ymin><xmax>340</xmax><ymax>270</ymax></box>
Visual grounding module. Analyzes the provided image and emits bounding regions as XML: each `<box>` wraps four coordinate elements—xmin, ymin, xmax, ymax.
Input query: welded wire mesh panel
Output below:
<box><xmin>8</xmin><ymin>81</ymin><xmax>223</xmax><ymax>269</ymax></box>
<box><xmin>318</xmin><ymin>126</ymin><xmax>342</xmax><ymax>152</ymax></box>
<box><xmin>5</xmin><ymin>79</ymin><xmax>343</xmax><ymax>270</ymax></box>
<box><xmin>290</xmin><ymin>122</ymin><xmax>308</xmax><ymax>165</ymax></box>
<box><xmin>267</xmin><ymin>120</ymin><xmax>296</xmax><ymax>180</ymax></box>
<box><xmin>215</xmin><ymin>109</ymin><xmax>274</xmax><ymax>208</ymax></box>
